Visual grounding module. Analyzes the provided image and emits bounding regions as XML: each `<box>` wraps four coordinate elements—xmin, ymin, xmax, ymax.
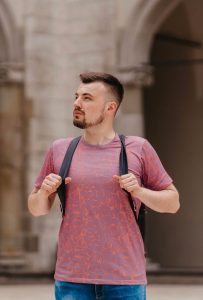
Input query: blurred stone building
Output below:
<box><xmin>0</xmin><ymin>0</ymin><xmax>203</xmax><ymax>275</ymax></box>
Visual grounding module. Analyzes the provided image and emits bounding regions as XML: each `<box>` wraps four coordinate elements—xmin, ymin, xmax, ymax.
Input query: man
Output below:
<box><xmin>28</xmin><ymin>72</ymin><xmax>180</xmax><ymax>300</ymax></box>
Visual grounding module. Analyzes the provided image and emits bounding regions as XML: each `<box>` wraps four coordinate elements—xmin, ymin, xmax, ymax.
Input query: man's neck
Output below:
<box><xmin>83</xmin><ymin>128</ymin><xmax>116</xmax><ymax>145</ymax></box>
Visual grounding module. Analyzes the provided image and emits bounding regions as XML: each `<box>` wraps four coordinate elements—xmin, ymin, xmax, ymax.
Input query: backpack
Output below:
<box><xmin>57</xmin><ymin>135</ymin><xmax>146</xmax><ymax>240</ymax></box>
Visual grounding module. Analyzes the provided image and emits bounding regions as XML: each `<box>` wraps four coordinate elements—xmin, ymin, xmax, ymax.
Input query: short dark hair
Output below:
<box><xmin>79</xmin><ymin>72</ymin><xmax>124</xmax><ymax>106</ymax></box>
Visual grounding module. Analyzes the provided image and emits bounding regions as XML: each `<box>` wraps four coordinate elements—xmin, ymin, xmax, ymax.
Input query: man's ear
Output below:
<box><xmin>106</xmin><ymin>101</ymin><xmax>118</xmax><ymax>113</ymax></box>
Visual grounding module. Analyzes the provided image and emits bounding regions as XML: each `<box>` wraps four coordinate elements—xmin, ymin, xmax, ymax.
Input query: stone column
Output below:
<box><xmin>115</xmin><ymin>64</ymin><xmax>154</xmax><ymax>137</ymax></box>
<box><xmin>0</xmin><ymin>63</ymin><xmax>26</xmax><ymax>270</ymax></box>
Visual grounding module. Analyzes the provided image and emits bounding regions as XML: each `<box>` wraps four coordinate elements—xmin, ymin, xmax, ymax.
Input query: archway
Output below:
<box><xmin>117</xmin><ymin>0</ymin><xmax>181</xmax><ymax>139</ymax></box>
<box><xmin>119</xmin><ymin>0</ymin><xmax>181</xmax><ymax>71</ymax></box>
<box><xmin>144</xmin><ymin>0</ymin><xmax>203</xmax><ymax>272</ymax></box>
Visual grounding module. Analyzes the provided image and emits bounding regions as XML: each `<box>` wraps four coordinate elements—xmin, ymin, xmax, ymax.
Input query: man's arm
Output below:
<box><xmin>28</xmin><ymin>173</ymin><xmax>71</xmax><ymax>216</ymax></box>
<box><xmin>134</xmin><ymin>183</ymin><xmax>179</xmax><ymax>213</ymax></box>
<box><xmin>113</xmin><ymin>174</ymin><xmax>180</xmax><ymax>214</ymax></box>
<box><xmin>28</xmin><ymin>187</ymin><xmax>56</xmax><ymax>216</ymax></box>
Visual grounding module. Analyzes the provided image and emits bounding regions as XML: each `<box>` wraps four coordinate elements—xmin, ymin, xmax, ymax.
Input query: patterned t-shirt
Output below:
<box><xmin>34</xmin><ymin>134</ymin><xmax>172</xmax><ymax>285</ymax></box>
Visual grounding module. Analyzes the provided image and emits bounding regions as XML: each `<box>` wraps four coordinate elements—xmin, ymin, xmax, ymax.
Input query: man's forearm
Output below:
<box><xmin>134</xmin><ymin>185</ymin><xmax>180</xmax><ymax>213</ymax></box>
<box><xmin>28</xmin><ymin>189</ymin><xmax>54</xmax><ymax>216</ymax></box>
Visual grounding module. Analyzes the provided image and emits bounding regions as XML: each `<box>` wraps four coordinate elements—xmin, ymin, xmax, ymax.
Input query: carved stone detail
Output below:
<box><xmin>0</xmin><ymin>66</ymin><xmax>8</xmax><ymax>82</ymax></box>
<box><xmin>117</xmin><ymin>64</ymin><xmax>154</xmax><ymax>87</ymax></box>
<box><xmin>0</xmin><ymin>62</ymin><xmax>24</xmax><ymax>84</ymax></box>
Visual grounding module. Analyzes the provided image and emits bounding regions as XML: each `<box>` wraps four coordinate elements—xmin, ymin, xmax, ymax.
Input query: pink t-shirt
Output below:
<box><xmin>34</xmin><ymin>134</ymin><xmax>172</xmax><ymax>285</ymax></box>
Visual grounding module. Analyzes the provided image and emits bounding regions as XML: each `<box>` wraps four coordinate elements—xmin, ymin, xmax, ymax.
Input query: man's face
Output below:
<box><xmin>73</xmin><ymin>82</ymin><xmax>111</xmax><ymax>129</ymax></box>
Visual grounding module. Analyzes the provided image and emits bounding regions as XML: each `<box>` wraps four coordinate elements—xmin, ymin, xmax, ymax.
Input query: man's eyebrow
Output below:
<box><xmin>75</xmin><ymin>92</ymin><xmax>94</xmax><ymax>97</ymax></box>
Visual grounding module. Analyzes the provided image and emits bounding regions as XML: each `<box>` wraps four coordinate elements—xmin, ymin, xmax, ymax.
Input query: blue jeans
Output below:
<box><xmin>55</xmin><ymin>280</ymin><xmax>146</xmax><ymax>300</ymax></box>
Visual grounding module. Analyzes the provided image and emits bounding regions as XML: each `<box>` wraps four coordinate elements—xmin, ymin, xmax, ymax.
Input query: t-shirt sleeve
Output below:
<box><xmin>141</xmin><ymin>140</ymin><xmax>173</xmax><ymax>190</ymax></box>
<box><xmin>34</xmin><ymin>145</ymin><xmax>55</xmax><ymax>189</ymax></box>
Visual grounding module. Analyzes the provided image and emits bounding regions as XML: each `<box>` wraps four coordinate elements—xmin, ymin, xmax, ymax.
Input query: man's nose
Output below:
<box><xmin>74</xmin><ymin>97</ymin><xmax>82</xmax><ymax>108</ymax></box>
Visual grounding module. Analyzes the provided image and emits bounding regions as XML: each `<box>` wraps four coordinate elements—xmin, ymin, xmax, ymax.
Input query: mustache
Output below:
<box><xmin>73</xmin><ymin>107</ymin><xmax>85</xmax><ymax>114</ymax></box>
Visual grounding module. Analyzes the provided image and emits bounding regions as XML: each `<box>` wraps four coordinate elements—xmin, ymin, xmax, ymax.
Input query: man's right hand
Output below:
<box><xmin>41</xmin><ymin>173</ymin><xmax>72</xmax><ymax>196</ymax></box>
<box><xmin>28</xmin><ymin>174</ymin><xmax>72</xmax><ymax>216</ymax></box>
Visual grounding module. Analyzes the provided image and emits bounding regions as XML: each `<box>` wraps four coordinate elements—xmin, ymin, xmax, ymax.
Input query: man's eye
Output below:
<box><xmin>84</xmin><ymin>97</ymin><xmax>91</xmax><ymax>101</ymax></box>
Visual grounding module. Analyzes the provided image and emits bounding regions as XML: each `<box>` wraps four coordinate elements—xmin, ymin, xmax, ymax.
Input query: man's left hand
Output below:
<box><xmin>113</xmin><ymin>173</ymin><xmax>141</xmax><ymax>197</ymax></box>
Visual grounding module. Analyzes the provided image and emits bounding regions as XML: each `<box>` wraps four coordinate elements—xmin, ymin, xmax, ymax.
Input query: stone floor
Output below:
<box><xmin>0</xmin><ymin>283</ymin><xmax>203</xmax><ymax>300</ymax></box>
<box><xmin>148</xmin><ymin>284</ymin><xmax>203</xmax><ymax>300</ymax></box>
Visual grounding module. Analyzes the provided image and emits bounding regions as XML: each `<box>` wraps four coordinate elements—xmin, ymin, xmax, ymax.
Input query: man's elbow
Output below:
<box><xmin>170</xmin><ymin>191</ymin><xmax>180</xmax><ymax>214</ymax></box>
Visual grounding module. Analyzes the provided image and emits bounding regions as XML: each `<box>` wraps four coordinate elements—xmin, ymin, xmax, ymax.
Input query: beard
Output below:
<box><xmin>73</xmin><ymin>111</ymin><xmax>105</xmax><ymax>129</ymax></box>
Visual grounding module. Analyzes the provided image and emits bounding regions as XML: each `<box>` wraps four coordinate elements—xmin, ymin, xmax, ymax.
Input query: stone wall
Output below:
<box><xmin>24</xmin><ymin>0</ymin><xmax>120</xmax><ymax>272</ymax></box>
<box><xmin>1</xmin><ymin>0</ymin><xmax>182</xmax><ymax>273</ymax></box>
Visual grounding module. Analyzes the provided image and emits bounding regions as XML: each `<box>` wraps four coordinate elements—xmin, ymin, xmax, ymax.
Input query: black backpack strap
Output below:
<box><xmin>57</xmin><ymin>134</ymin><xmax>146</xmax><ymax>240</ymax></box>
<box><xmin>57</xmin><ymin>136</ymin><xmax>81</xmax><ymax>216</ymax></box>
<box><xmin>119</xmin><ymin>134</ymin><xmax>146</xmax><ymax>240</ymax></box>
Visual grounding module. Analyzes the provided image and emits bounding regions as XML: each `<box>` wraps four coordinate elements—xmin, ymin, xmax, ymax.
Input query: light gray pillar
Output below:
<box><xmin>0</xmin><ymin>63</ymin><xmax>26</xmax><ymax>270</ymax></box>
<box><xmin>115</xmin><ymin>64</ymin><xmax>154</xmax><ymax>137</ymax></box>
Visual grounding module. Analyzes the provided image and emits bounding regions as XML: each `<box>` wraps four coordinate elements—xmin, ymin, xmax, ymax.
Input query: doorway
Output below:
<box><xmin>144</xmin><ymin>2</ymin><xmax>203</xmax><ymax>271</ymax></box>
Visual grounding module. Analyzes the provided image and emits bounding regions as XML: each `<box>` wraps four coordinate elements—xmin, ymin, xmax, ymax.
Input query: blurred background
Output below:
<box><xmin>0</xmin><ymin>0</ymin><xmax>203</xmax><ymax>292</ymax></box>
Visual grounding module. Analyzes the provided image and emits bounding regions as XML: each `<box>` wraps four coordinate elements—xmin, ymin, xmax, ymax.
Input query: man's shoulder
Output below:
<box><xmin>52</xmin><ymin>136</ymin><xmax>80</xmax><ymax>151</ymax></box>
<box><xmin>125</xmin><ymin>135</ymin><xmax>147</xmax><ymax>146</ymax></box>
<box><xmin>122</xmin><ymin>135</ymin><xmax>149</xmax><ymax>156</ymax></box>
